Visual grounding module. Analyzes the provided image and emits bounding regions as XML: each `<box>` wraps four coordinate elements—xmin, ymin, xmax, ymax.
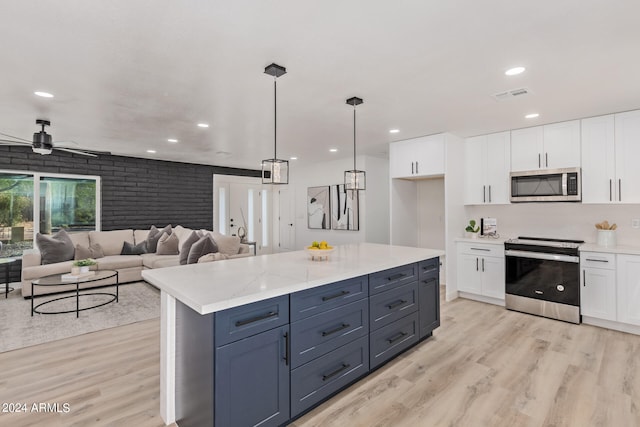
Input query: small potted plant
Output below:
<box><xmin>72</xmin><ymin>258</ymin><xmax>97</xmax><ymax>275</ymax></box>
<box><xmin>465</xmin><ymin>219</ymin><xmax>480</xmax><ymax>239</ymax></box>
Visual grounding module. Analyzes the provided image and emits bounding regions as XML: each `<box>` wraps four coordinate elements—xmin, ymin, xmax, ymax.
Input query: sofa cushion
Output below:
<box><xmin>145</xmin><ymin>225</ymin><xmax>172</xmax><ymax>253</ymax></box>
<box><xmin>22</xmin><ymin>260</ymin><xmax>75</xmax><ymax>281</ymax></box>
<box><xmin>157</xmin><ymin>232</ymin><xmax>179</xmax><ymax>255</ymax></box>
<box><xmin>95</xmin><ymin>255</ymin><xmax>143</xmax><ymax>270</ymax></box>
<box><xmin>69</xmin><ymin>231</ymin><xmax>90</xmax><ymax>248</ymax></box>
<box><xmin>179</xmin><ymin>231</ymin><xmax>202</xmax><ymax>265</ymax></box>
<box><xmin>140</xmin><ymin>253</ymin><xmax>180</xmax><ymax>269</ymax></box>
<box><xmin>89</xmin><ymin>229</ymin><xmax>134</xmax><ymax>256</ymax></box>
<box><xmin>187</xmin><ymin>235</ymin><xmax>218</xmax><ymax>264</ymax></box>
<box><xmin>173</xmin><ymin>225</ymin><xmax>195</xmax><ymax>252</ymax></box>
<box><xmin>206</xmin><ymin>230</ymin><xmax>241</xmax><ymax>256</ymax></box>
<box><xmin>198</xmin><ymin>252</ymin><xmax>229</xmax><ymax>263</ymax></box>
<box><xmin>121</xmin><ymin>241</ymin><xmax>148</xmax><ymax>255</ymax></box>
<box><xmin>134</xmin><ymin>229</ymin><xmax>150</xmax><ymax>245</ymax></box>
<box><xmin>75</xmin><ymin>243</ymin><xmax>105</xmax><ymax>260</ymax></box>
<box><xmin>36</xmin><ymin>229</ymin><xmax>75</xmax><ymax>265</ymax></box>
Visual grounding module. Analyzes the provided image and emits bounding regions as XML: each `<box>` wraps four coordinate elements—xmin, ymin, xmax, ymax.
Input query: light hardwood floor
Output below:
<box><xmin>2</xmin><ymin>288</ymin><xmax>639</xmax><ymax>427</ymax></box>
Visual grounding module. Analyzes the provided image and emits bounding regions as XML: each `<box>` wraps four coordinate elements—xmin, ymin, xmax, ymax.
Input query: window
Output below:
<box><xmin>0</xmin><ymin>170</ymin><xmax>100</xmax><ymax>257</ymax></box>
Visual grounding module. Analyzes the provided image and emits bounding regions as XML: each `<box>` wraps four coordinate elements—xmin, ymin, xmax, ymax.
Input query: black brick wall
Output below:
<box><xmin>1</xmin><ymin>145</ymin><xmax>260</xmax><ymax>230</ymax></box>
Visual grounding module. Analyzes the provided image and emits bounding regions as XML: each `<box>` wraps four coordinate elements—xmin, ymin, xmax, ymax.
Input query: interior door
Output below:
<box><xmin>277</xmin><ymin>188</ymin><xmax>295</xmax><ymax>252</ymax></box>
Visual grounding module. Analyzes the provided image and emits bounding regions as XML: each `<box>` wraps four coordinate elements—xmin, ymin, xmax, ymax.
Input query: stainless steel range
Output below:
<box><xmin>505</xmin><ymin>237</ymin><xmax>584</xmax><ymax>324</ymax></box>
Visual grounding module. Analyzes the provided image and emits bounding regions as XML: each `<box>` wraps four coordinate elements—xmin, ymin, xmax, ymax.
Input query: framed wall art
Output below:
<box><xmin>330</xmin><ymin>184</ymin><xmax>359</xmax><ymax>231</ymax></box>
<box><xmin>307</xmin><ymin>186</ymin><xmax>330</xmax><ymax>229</ymax></box>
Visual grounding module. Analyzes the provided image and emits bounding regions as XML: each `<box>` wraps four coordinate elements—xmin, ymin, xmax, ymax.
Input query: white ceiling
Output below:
<box><xmin>2</xmin><ymin>1</ymin><xmax>639</xmax><ymax>169</ymax></box>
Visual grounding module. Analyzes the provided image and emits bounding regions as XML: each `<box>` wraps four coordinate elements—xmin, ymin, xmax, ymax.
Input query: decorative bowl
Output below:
<box><xmin>305</xmin><ymin>247</ymin><xmax>335</xmax><ymax>261</ymax></box>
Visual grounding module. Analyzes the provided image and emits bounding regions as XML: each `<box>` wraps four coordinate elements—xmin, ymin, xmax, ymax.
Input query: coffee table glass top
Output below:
<box><xmin>33</xmin><ymin>270</ymin><xmax>118</xmax><ymax>286</ymax></box>
<box><xmin>0</xmin><ymin>258</ymin><xmax>17</xmax><ymax>265</ymax></box>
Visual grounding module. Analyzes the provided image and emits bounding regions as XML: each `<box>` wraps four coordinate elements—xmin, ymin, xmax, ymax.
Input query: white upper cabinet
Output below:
<box><xmin>390</xmin><ymin>134</ymin><xmax>445</xmax><ymax>179</ymax></box>
<box><xmin>582</xmin><ymin>110</ymin><xmax>640</xmax><ymax>203</ymax></box>
<box><xmin>510</xmin><ymin>120</ymin><xmax>580</xmax><ymax>172</ymax></box>
<box><xmin>464</xmin><ymin>131</ymin><xmax>510</xmax><ymax>204</ymax></box>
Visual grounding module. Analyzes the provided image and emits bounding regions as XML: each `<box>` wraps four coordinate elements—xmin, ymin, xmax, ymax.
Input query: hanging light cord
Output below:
<box><xmin>274</xmin><ymin>78</ymin><xmax>277</xmax><ymax>160</ymax></box>
<box><xmin>353</xmin><ymin>104</ymin><xmax>357</xmax><ymax>170</ymax></box>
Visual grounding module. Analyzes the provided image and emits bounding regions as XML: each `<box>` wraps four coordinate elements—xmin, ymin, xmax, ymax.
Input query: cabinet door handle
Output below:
<box><xmin>322</xmin><ymin>363</ymin><xmax>351</xmax><ymax>381</ymax></box>
<box><xmin>488</xmin><ymin>185</ymin><xmax>492</xmax><ymax>203</ymax></box>
<box><xmin>483</xmin><ymin>185</ymin><xmax>486</xmax><ymax>203</ymax></box>
<box><xmin>321</xmin><ymin>323</ymin><xmax>351</xmax><ymax>337</ymax></box>
<box><xmin>619</xmin><ymin>179</ymin><xmax>622</xmax><ymax>201</ymax></box>
<box><xmin>609</xmin><ymin>179</ymin><xmax>613</xmax><ymax>202</ymax></box>
<box><xmin>386</xmin><ymin>299</ymin><xmax>407</xmax><ymax>310</ymax></box>
<box><xmin>387</xmin><ymin>273</ymin><xmax>406</xmax><ymax>281</ymax></box>
<box><xmin>387</xmin><ymin>331</ymin><xmax>409</xmax><ymax>344</ymax></box>
<box><xmin>482</xmin><ymin>258</ymin><xmax>485</xmax><ymax>272</ymax></box>
<box><xmin>538</xmin><ymin>153</ymin><xmax>541</xmax><ymax>168</ymax></box>
<box><xmin>321</xmin><ymin>290</ymin><xmax>350</xmax><ymax>301</ymax></box>
<box><xmin>476</xmin><ymin>257</ymin><xmax>479</xmax><ymax>271</ymax></box>
<box><xmin>283</xmin><ymin>331</ymin><xmax>290</xmax><ymax>366</ymax></box>
<box><xmin>545</xmin><ymin>152</ymin><xmax>549</xmax><ymax>167</ymax></box>
<box><xmin>583</xmin><ymin>270</ymin><xmax>586</xmax><ymax>287</ymax></box>
<box><xmin>235</xmin><ymin>311</ymin><xmax>277</xmax><ymax>327</ymax></box>
<box><xmin>585</xmin><ymin>258</ymin><xmax>609</xmax><ymax>263</ymax></box>
<box><xmin>470</xmin><ymin>247</ymin><xmax>490</xmax><ymax>252</ymax></box>
<box><xmin>411</xmin><ymin>162</ymin><xmax>414</xmax><ymax>175</ymax></box>
<box><xmin>416</xmin><ymin>161</ymin><xmax>419</xmax><ymax>174</ymax></box>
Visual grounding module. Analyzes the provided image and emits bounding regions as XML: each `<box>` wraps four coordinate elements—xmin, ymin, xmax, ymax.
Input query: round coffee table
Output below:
<box><xmin>31</xmin><ymin>270</ymin><xmax>119</xmax><ymax>318</ymax></box>
<box><xmin>1</xmin><ymin>258</ymin><xmax>17</xmax><ymax>298</ymax></box>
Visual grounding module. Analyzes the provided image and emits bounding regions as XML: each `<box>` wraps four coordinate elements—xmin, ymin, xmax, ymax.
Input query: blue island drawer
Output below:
<box><xmin>370</xmin><ymin>312</ymin><xmax>419</xmax><ymax>369</ymax></box>
<box><xmin>215</xmin><ymin>295</ymin><xmax>289</xmax><ymax>346</ymax></box>
<box><xmin>291</xmin><ymin>299</ymin><xmax>368</xmax><ymax>368</ymax></box>
<box><xmin>419</xmin><ymin>257</ymin><xmax>439</xmax><ymax>280</ymax></box>
<box><xmin>291</xmin><ymin>335</ymin><xmax>369</xmax><ymax>417</ymax></box>
<box><xmin>290</xmin><ymin>275</ymin><xmax>368</xmax><ymax>322</ymax></box>
<box><xmin>369</xmin><ymin>263</ymin><xmax>417</xmax><ymax>295</ymax></box>
<box><xmin>369</xmin><ymin>281</ymin><xmax>418</xmax><ymax>331</ymax></box>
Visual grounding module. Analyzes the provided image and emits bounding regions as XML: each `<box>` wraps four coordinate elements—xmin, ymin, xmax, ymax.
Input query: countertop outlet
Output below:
<box><xmin>631</xmin><ymin>219</ymin><xmax>640</xmax><ymax>229</ymax></box>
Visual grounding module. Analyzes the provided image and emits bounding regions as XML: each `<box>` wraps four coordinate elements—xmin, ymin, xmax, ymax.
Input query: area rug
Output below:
<box><xmin>0</xmin><ymin>281</ymin><xmax>159</xmax><ymax>353</ymax></box>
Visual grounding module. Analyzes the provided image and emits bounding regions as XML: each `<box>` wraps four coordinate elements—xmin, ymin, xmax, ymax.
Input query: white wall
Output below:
<box><xmin>417</xmin><ymin>178</ymin><xmax>445</xmax><ymax>250</ymax></box>
<box><xmin>466</xmin><ymin>203</ymin><xmax>640</xmax><ymax>246</ymax></box>
<box><xmin>444</xmin><ymin>134</ymin><xmax>465</xmax><ymax>300</ymax></box>
<box><xmin>291</xmin><ymin>155</ymin><xmax>389</xmax><ymax>250</ymax></box>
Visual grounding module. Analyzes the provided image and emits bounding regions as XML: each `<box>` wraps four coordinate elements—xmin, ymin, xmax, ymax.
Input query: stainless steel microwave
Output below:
<box><xmin>510</xmin><ymin>167</ymin><xmax>581</xmax><ymax>202</ymax></box>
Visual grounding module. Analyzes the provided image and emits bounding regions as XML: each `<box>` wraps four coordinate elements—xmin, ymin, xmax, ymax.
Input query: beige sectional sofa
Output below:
<box><xmin>21</xmin><ymin>226</ymin><xmax>250</xmax><ymax>298</ymax></box>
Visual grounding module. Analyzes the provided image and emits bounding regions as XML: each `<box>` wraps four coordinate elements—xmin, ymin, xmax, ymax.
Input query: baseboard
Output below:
<box><xmin>582</xmin><ymin>316</ymin><xmax>640</xmax><ymax>336</ymax></box>
<box><xmin>458</xmin><ymin>291</ymin><xmax>505</xmax><ymax>307</ymax></box>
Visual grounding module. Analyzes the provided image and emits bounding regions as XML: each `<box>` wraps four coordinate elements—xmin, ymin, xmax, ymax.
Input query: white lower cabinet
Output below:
<box><xmin>580</xmin><ymin>252</ymin><xmax>616</xmax><ymax>321</ymax></box>
<box><xmin>456</xmin><ymin>242</ymin><xmax>504</xmax><ymax>302</ymax></box>
<box><xmin>617</xmin><ymin>254</ymin><xmax>640</xmax><ymax>326</ymax></box>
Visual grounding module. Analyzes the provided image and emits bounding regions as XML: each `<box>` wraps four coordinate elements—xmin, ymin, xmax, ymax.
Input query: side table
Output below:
<box><xmin>1</xmin><ymin>257</ymin><xmax>17</xmax><ymax>298</ymax></box>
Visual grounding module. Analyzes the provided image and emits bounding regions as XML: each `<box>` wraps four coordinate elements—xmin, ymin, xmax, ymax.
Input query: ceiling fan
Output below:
<box><xmin>0</xmin><ymin>119</ymin><xmax>110</xmax><ymax>157</ymax></box>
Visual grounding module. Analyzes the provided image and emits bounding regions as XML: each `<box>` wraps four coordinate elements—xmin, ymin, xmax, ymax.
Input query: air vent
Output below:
<box><xmin>491</xmin><ymin>87</ymin><xmax>532</xmax><ymax>101</ymax></box>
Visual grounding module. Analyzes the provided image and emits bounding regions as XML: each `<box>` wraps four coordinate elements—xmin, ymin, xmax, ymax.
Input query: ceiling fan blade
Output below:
<box><xmin>0</xmin><ymin>132</ymin><xmax>32</xmax><ymax>143</ymax></box>
<box><xmin>0</xmin><ymin>139</ymin><xmax>31</xmax><ymax>146</ymax></box>
<box><xmin>56</xmin><ymin>148</ymin><xmax>98</xmax><ymax>157</ymax></box>
<box><xmin>53</xmin><ymin>140</ymin><xmax>80</xmax><ymax>148</ymax></box>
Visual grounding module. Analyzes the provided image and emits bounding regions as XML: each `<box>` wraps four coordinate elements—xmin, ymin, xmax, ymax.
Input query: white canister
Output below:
<box><xmin>597</xmin><ymin>230</ymin><xmax>617</xmax><ymax>247</ymax></box>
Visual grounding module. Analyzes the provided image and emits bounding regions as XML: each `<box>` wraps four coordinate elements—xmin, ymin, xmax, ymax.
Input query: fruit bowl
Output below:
<box><xmin>305</xmin><ymin>246</ymin><xmax>335</xmax><ymax>261</ymax></box>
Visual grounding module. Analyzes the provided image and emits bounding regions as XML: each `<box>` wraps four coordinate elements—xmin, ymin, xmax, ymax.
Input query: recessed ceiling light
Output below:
<box><xmin>389</xmin><ymin>129</ymin><xmax>400</xmax><ymax>134</ymax></box>
<box><xmin>290</xmin><ymin>156</ymin><xmax>298</xmax><ymax>160</ymax></box>
<box><xmin>525</xmin><ymin>113</ymin><xmax>540</xmax><ymax>119</ymax></box>
<box><xmin>505</xmin><ymin>67</ymin><xmax>526</xmax><ymax>76</ymax></box>
<box><xmin>197</xmin><ymin>123</ymin><xmax>209</xmax><ymax>128</ymax></box>
<box><xmin>34</xmin><ymin>91</ymin><xmax>54</xmax><ymax>98</ymax></box>
<box><xmin>146</xmin><ymin>149</ymin><xmax>157</xmax><ymax>154</ymax></box>
<box><xmin>329</xmin><ymin>148</ymin><xmax>338</xmax><ymax>152</ymax></box>
<box><xmin>167</xmin><ymin>138</ymin><xmax>178</xmax><ymax>143</ymax></box>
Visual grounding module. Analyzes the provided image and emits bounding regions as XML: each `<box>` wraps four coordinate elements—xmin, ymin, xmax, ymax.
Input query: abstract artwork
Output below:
<box><xmin>307</xmin><ymin>186</ymin><xmax>331</xmax><ymax>229</ymax></box>
<box><xmin>330</xmin><ymin>184</ymin><xmax>359</xmax><ymax>231</ymax></box>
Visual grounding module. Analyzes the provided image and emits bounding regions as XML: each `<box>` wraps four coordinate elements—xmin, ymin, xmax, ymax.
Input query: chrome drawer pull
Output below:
<box><xmin>386</xmin><ymin>299</ymin><xmax>407</xmax><ymax>310</ymax></box>
<box><xmin>470</xmin><ymin>247</ymin><xmax>490</xmax><ymax>252</ymax></box>
<box><xmin>235</xmin><ymin>311</ymin><xmax>277</xmax><ymax>327</ymax></box>
<box><xmin>322</xmin><ymin>363</ymin><xmax>351</xmax><ymax>381</ymax></box>
<box><xmin>321</xmin><ymin>323</ymin><xmax>351</xmax><ymax>337</ymax></box>
<box><xmin>321</xmin><ymin>290</ymin><xmax>350</xmax><ymax>301</ymax></box>
<box><xmin>585</xmin><ymin>258</ymin><xmax>608</xmax><ymax>263</ymax></box>
<box><xmin>387</xmin><ymin>273</ymin><xmax>406</xmax><ymax>281</ymax></box>
<box><xmin>387</xmin><ymin>331</ymin><xmax>409</xmax><ymax>344</ymax></box>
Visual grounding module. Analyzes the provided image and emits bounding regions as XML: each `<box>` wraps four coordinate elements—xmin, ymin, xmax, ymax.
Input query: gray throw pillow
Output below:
<box><xmin>36</xmin><ymin>229</ymin><xmax>75</xmax><ymax>265</ymax></box>
<box><xmin>75</xmin><ymin>243</ymin><xmax>105</xmax><ymax>260</ymax></box>
<box><xmin>210</xmin><ymin>230</ymin><xmax>241</xmax><ymax>256</ymax></box>
<box><xmin>187</xmin><ymin>235</ymin><xmax>218</xmax><ymax>264</ymax></box>
<box><xmin>156</xmin><ymin>232</ymin><xmax>179</xmax><ymax>255</ymax></box>
<box><xmin>179</xmin><ymin>231</ymin><xmax>202</xmax><ymax>265</ymax></box>
<box><xmin>121</xmin><ymin>241</ymin><xmax>148</xmax><ymax>255</ymax></box>
<box><xmin>146</xmin><ymin>224</ymin><xmax>172</xmax><ymax>253</ymax></box>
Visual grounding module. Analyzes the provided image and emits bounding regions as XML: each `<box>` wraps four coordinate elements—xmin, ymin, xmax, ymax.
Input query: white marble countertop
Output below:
<box><xmin>580</xmin><ymin>243</ymin><xmax>640</xmax><ymax>256</ymax></box>
<box><xmin>142</xmin><ymin>243</ymin><xmax>444</xmax><ymax>315</ymax></box>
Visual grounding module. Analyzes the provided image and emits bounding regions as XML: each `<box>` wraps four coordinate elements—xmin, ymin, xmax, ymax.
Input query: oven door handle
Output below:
<box><xmin>505</xmin><ymin>250</ymin><xmax>579</xmax><ymax>263</ymax></box>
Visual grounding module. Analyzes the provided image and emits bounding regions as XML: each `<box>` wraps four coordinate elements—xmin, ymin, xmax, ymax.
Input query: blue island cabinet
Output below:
<box><xmin>173</xmin><ymin>257</ymin><xmax>440</xmax><ymax>427</ymax></box>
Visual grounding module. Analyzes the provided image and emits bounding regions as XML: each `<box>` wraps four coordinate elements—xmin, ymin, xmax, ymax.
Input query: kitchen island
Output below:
<box><xmin>143</xmin><ymin>242</ymin><xmax>444</xmax><ymax>426</ymax></box>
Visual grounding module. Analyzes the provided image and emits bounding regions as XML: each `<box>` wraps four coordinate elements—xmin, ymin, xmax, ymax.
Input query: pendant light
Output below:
<box><xmin>262</xmin><ymin>63</ymin><xmax>289</xmax><ymax>185</ymax></box>
<box><xmin>344</xmin><ymin>96</ymin><xmax>365</xmax><ymax>190</ymax></box>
